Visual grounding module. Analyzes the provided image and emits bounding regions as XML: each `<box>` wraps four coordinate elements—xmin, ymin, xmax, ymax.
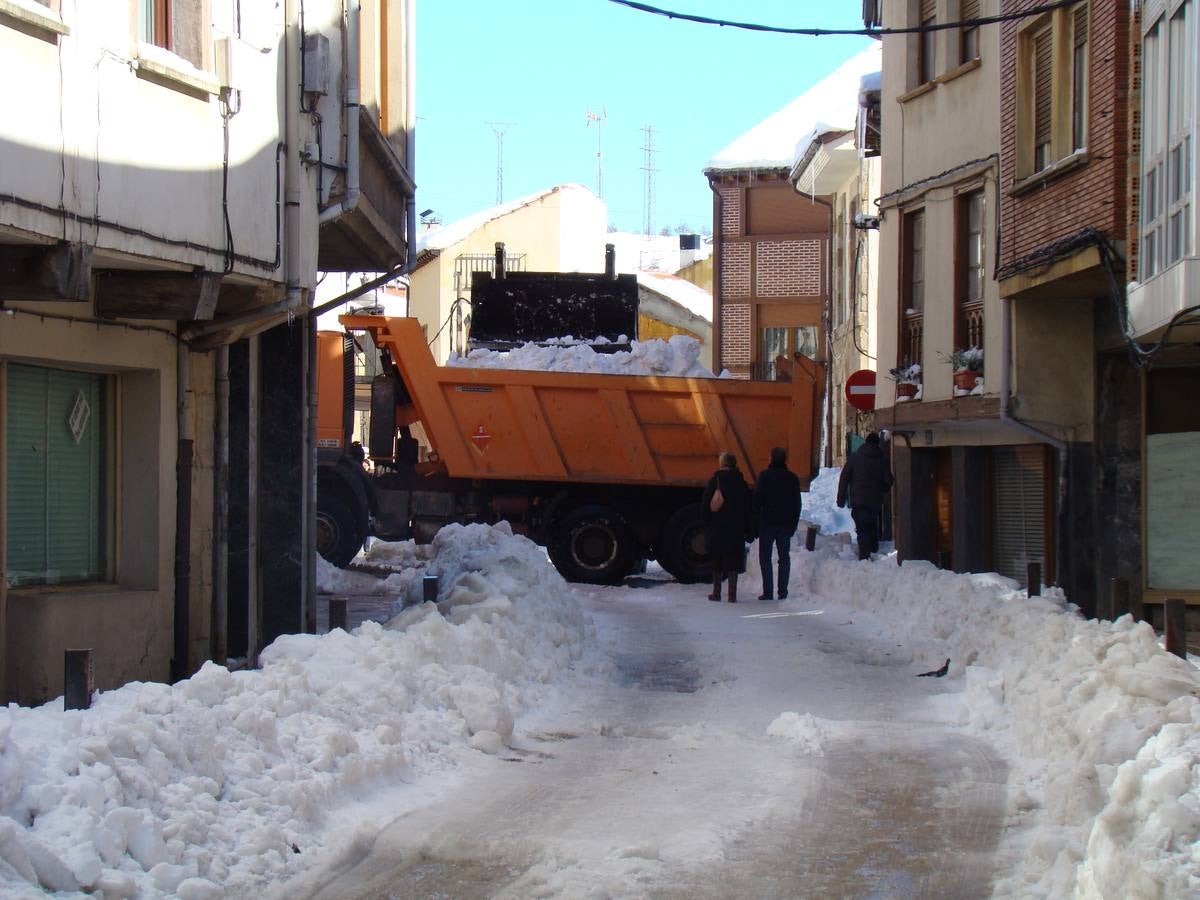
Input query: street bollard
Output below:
<box><xmin>805</xmin><ymin>525</ymin><xmax>818</xmax><ymax>552</ymax></box>
<box><xmin>1111</xmin><ymin>577</ymin><xmax>1130</xmax><ymax>621</ymax></box>
<box><xmin>938</xmin><ymin>551</ymin><xmax>952</xmax><ymax>571</ymax></box>
<box><xmin>1026</xmin><ymin>562</ymin><xmax>1042</xmax><ymax>598</ymax></box>
<box><xmin>64</xmin><ymin>649</ymin><xmax>94</xmax><ymax>711</ymax></box>
<box><xmin>329</xmin><ymin>598</ymin><xmax>348</xmax><ymax>632</ymax></box>
<box><xmin>423</xmin><ymin>575</ymin><xmax>439</xmax><ymax>604</ymax></box>
<box><xmin>1164</xmin><ymin>599</ymin><xmax>1188</xmax><ymax>659</ymax></box>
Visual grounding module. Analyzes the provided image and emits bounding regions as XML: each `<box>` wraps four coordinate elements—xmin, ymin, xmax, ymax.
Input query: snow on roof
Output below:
<box><xmin>704</xmin><ymin>44</ymin><xmax>882</xmax><ymax>174</ymax></box>
<box><xmin>859</xmin><ymin>68</ymin><xmax>882</xmax><ymax>98</ymax></box>
<box><xmin>416</xmin><ymin>184</ymin><xmax>598</xmax><ymax>254</ymax></box>
<box><xmin>636</xmin><ymin>271</ymin><xmax>713</xmax><ymax>323</ymax></box>
<box><xmin>606</xmin><ymin>231</ymin><xmax>713</xmax><ymax>275</ymax></box>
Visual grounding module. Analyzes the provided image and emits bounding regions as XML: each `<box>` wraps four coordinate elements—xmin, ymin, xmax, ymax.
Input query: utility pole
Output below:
<box><xmin>487</xmin><ymin>122</ymin><xmax>514</xmax><ymax>204</ymax></box>
<box><xmin>586</xmin><ymin>107</ymin><xmax>607</xmax><ymax>199</ymax></box>
<box><xmin>641</xmin><ymin>124</ymin><xmax>657</xmax><ymax>236</ymax></box>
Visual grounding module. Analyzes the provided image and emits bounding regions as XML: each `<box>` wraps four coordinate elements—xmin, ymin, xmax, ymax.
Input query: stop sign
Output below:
<box><xmin>845</xmin><ymin>369</ymin><xmax>877</xmax><ymax>412</ymax></box>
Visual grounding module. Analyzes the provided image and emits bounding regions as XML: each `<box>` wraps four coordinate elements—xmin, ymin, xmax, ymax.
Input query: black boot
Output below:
<box><xmin>727</xmin><ymin>574</ymin><xmax>738</xmax><ymax>603</ymax></box>
<box><xmin>708</xmin><ymin>570</ymin><xmax>722</xmax><ymax>602</ymax></box>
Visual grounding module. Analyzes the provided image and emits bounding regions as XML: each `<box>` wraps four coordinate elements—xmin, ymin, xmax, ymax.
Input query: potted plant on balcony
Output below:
<box><xmin>889</xmin><ymin>363</ymin><xmax>921</xmax><ymax>401</ymax></box>
<box><xmin>949</xmin><ymin>347</ymin><xmax>984</xmax><ymax>393</ymax></box>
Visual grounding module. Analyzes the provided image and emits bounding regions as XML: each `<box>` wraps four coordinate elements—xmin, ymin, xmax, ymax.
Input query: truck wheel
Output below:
<box><xmin>549</xmin><ymin>506</ymin><xmax>636</xmax><ymax>585</ymax></box>
<box><xmin>656</xmin><ymin>503</ymin><xmax>712</xmax><ymax>584</ymax></box>
<box><xmin>316</xmin><ymin>493</ymin><xmax>364</xmax><ymax>568</ymax></box>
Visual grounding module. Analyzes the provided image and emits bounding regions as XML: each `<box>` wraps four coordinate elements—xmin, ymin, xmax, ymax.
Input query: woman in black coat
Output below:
<box><xmin>701</xmin><ymin>452</ymin><xmax>755</xmax><ymax>603</ymax></box>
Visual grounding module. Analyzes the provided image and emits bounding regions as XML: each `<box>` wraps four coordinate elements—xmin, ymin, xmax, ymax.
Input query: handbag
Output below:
<box><xmin>709</xmin><ymin>486</ymin><xmax>725</xmax><ymax>513</ymax></box>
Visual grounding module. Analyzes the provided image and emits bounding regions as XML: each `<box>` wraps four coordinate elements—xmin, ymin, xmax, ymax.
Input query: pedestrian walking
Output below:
<box><xmin>836</xmin><ymin>432</ymin><xmax>894</xmax><ymax>560</ymax></box>
<box><xmin>701</xmin><ymin>451</ymin><xmax>754</xmax><ymax>603</ymax></box>
<box><xmin>752</xmin><ymin>447</ymin><xmax>801</xmax><ymax>600</ymax></box>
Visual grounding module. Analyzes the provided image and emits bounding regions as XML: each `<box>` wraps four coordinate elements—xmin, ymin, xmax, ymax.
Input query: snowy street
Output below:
<box><xmin>287</xmin><ymin>573</ymin><xmax>1007</xmax><ymax>898</ymax></box>
<box><xmin>1</xmin><ymin>475</ymin><xmax>1198</xmax><ymax>898</ymax></box>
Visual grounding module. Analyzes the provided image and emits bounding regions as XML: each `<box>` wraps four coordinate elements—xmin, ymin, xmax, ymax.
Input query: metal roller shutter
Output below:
<box><xmin>992</xmin><ymin>445</ymin><xmax>1047</xmax><ymax>587</ymax></box>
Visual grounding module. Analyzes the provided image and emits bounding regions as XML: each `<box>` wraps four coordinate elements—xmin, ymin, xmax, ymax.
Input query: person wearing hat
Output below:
<box><xmin>836</xmin><ymin>432</ymin><xmax>894</xmax><ymax>561</ymax></box>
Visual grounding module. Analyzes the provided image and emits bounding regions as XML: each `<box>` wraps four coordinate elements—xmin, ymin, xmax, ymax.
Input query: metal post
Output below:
<box><xmin>938</xmin><ymin>551</ymin><xmax>952</xmax><ymax>570</ymax></box>
<box><xmin>805</xmin><ymin>525</ymin><xmax>818</xmax><ymax>552</ymax></box>
<box><xmin>64</xmin><ymin>649</ymin><xmax>94</xmax><ymax>710</ymax></box>
<box><xmin>1110</xmin><ymin>577</ymin><xmax>1130</xmax><ymax>620</ymax></box>
<box><xmin>1164</xmin><ymin>599</ymin><xmax>1187</xmax><ymax>659</ymax></box>
<box><xmin>329</xmin><ymin>598</ymin><xmax>348</xmax><ymax>632</ymax></box>
<box><xmin>423</xmin><ymin>575</ymin><xmax>439</xmax><ymax>604</ymax></box>
<box><xmin>1027</xmin><ymin>562</ymin><xmax>1042</xmax><ymax>597</ymax></box>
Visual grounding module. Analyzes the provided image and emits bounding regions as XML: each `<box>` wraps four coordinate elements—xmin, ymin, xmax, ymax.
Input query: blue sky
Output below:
<box><xmin>416</xmin><ymin>1</ymin><xmax>874</xmax><ymax>234</ymax></box>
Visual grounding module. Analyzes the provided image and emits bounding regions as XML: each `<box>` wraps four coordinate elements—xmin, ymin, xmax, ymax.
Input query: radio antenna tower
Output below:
<box><xmin>487</xmin><ymin>122</ymin><xmax>514</xmax><ymax>204</ymax></box>
<box><xmin>641</xmin><ymin>124</ymin><xmax>658</xmax><ymax>236</ymax></box>
<box><xmin>586</xmin><ymin>107</ymin><xmax>607</xmax><ymax>198</ymax></box>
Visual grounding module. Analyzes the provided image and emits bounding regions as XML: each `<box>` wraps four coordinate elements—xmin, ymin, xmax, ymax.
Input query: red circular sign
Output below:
<box><xmin>844</xmin><ymin>369</ymin><xmax>877</xmax><ymax>412</ymax></box>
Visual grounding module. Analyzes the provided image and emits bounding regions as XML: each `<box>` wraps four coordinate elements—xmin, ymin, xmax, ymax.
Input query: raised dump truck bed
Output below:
<box><xmin>317</xmin><ymin>316</ymin><xmax>824</xmax><ymax>585</ymax></box>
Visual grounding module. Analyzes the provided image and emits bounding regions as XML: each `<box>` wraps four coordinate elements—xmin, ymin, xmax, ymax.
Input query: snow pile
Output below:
<box><xmin>799</xmin><ymin>466</ymin><xmax>855</xmax><ymax>537</ymax></box>
<box><xmin>448</xmin><ymin>333</ymin><xmax>720</xmax><ymax>378</ymax></box>
<box><xmin>0</xmin><ymin>524</ymin><xmax>590</xmax><ymax>898</ymax></box>
<box><xmin>765</xmin><ymin>712</ymin><xmax>830</xmax><ymax>756</ymax></box>
<box><xmin>782</xmin><ymin>549</ymin><xmax>1200</xmax><ymax>898</ymax></box>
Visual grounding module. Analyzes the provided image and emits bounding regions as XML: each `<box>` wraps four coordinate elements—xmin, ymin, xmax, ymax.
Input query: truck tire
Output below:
<box><xmin>316</xmin><ymin>492</ymin><xmax>364</xmax><ymax>568</ymax></box>
<box><xmin>656</xmin><ymin>503</ymin><xmax>712</xmax><ymax>584</ymax></box>
<box><xmin>549</xmin><ymin>505</ymin><xmax>637</xmax><ymax>585</ymax></box>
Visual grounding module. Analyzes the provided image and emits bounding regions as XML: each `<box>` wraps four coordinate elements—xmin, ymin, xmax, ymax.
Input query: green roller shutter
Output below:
<box><xmin>6</xmin><ymin>363</ymin><xmax>106</xmax><ymax>586</ymax></box>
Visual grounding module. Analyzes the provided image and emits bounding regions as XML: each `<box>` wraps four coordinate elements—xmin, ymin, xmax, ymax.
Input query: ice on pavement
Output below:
<box><xmin>1</xmin><ymin>476</ymin><xmax>1198</xmax><ymax>897</ymax></box>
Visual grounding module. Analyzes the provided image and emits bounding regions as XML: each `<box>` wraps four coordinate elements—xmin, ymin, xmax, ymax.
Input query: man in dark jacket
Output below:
<box><xmin>753</xmin><ymin>447</ymin><xmax>801</xmax><ymax>600</ymax></box>
<box><xmin>702</xmin><ymin>452</ymin><xmax>754</xmax><ymax>603</ymax></box>
<box><xmin>837</xmin><ymin>432</ymin><xmax>894</xmax><ymax>560</ymax></box>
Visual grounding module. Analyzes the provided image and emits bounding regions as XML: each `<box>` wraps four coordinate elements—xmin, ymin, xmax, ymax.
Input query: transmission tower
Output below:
<box><xmin>586</xmin><ymin>107</ymin><xmax>607</xmax><ymax>199</ymax></box>
<box><xmin>641</xmin><ymin>124</ymin><xmax>658</xmax><ymax>236</ymax></box>
<box><xmin>487</xmin><ymin>122</ymin><xmax>514</xmax><ymax>204</ymax></box>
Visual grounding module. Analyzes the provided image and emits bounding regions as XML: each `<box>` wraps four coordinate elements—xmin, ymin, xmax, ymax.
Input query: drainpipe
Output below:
<box><xmin>319</xmin><ymin>0</ymin><xmax>361</xmax><ymax>224</ymax></box>
<box><xmin>212</xmin><ymin>346</ymin><xmax>229</xmax><ymax>665</ymax></box>
<box><xmin>284</xmin><ymin>0</ymin><xmax>304</xmax><ymax>310</ymax></box>
<box><xmin>172</xmin><ymin>345</ymin><xmax>193</xmax><ymax>682</ymax></box>
<box><xmin>405</xmin><ymin>0</ymin><xmax>416</xmax><ymax>270</ymax></box>
<box><xmin>302</xmin><ymin>316</ymin><xmax>318</xmax><ymax>634</ymax></box>
<box><xmin>1000</xmin><ymin>295</ymin><xmax>1071</xmax><ymax>587</ymax></box>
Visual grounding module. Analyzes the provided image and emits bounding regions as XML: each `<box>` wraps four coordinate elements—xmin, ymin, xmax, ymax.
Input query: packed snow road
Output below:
<box><xmin>284</xmin><ymin>571</ymin><xmax>1007</xmax><ymax>899</ymax></box>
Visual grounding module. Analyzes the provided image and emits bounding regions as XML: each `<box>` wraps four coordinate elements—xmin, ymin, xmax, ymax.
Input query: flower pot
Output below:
<box><xmin>896</xmin><ymin>382</ymin><xmax>918</xmax><ymax>400</ymax></box>
<box><xmin>954</xmin><ymin>369</ymin><xmax>980</xmax><ymax>392</ymax></box>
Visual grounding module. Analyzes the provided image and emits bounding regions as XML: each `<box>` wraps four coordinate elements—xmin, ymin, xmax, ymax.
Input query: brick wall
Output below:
<box><xmin>718</xmin><ymin>186</ymin><xmax>742</xmax><ymax>236</ymax></box>
<box><xmin>756</xmin><ymin>239</ymin><xmax>822</xmax><ymax>296</ymax></box>
<box><xmin>1126</xmin><ymin>3</ymin><xmax>1141</xmax><ymax>278</ymax></box>
<box><xmin>721</xmin><ymin>242</ymin><xmax>751</xmax><ymax>298</ymax></box>
<box><xmin>720</xmin><ymin>303</ymin><xmax>751</xmax><ymax>366</ymax></box>
<box><xmin>999</xmin><ymin>0</ymin><xmax>1130</xmax><ymax>268</ymax></box>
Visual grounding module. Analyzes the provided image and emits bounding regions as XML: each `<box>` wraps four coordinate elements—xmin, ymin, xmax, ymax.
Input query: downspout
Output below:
<box><xmin>172</xmin><ymin>344</ymin><xmax>193</xmax><ymax>682</ymax></box>
<box><xmin>284</xmin><ymin>0</ymin><xmax>304</xmax><ymax>309</ymax></box>
<box><xmin>303</xmin><ymin>315</ymin><xmax>317</xmax><ymax>634</ymax></box>
<box><xmin>405</xmin><ymin>0</ymin><xmax>416</xmax><ymax>271</ymax></box>
<box><xmin>319</xmin><ymin>0</ymin><xmax>361</xmax><ymax>224</ymax></box>
<box><xmin>213</xmin><ymin>346</ymin><xmax>229</xmax><ymax>665</ymax></box>
<box><xmin>1000</xmin><ymin>295</ymin><xmax>1071</xmax><ymax>587</ymax></box>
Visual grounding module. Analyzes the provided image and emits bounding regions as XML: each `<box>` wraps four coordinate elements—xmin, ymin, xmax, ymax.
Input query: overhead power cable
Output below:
<box><xmin>606</xmin><ymin>0</ymin><xmax>1080</xmax><ymax>37</ymax></box>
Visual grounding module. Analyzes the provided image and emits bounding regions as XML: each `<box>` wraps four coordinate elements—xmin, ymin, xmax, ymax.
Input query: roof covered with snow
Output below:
<box><xmin>704</xmin><ymin>44</ymin><xmax>882</xmax><ymax>175</ymax></box>
<box><xmin>416</xmin><ymin>184</ymin><xmax>598</xmax><ymax>255</ymax></box>
<box><xmin>636</xmin><ymin>271</ymin><xmax>713</xmax><ymax>323</ymax></box>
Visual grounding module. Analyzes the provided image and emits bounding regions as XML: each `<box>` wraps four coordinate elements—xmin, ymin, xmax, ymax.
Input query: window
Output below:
<box><xmin>1141</xmin><ymin>0</ymin><xmax>1195</xmax><ymax>278</ymax></box>
<box><xmin>956</xmin><ymin>190</ymin><xmax>986</xmax><ymax>350</ymax></box>
<box><xmin>1018</xmin><ymin>3</ymin><xmax>1090</xmax><ymax>178</ymax></box>
<box><xmin>759</xmin><ymin>327</ymin><xmax>819</xmax><ymax>382</ymax></box>
<box><xmin>919</xmin><ymin>0</ymin><xmax>938</xmax><ymax>84</ymax></box>
<box><xmin>6</xmin><ymin>364</ymin><xmax>109</xmax><ymax>587</ymax></box>
<box><xmin>834</xmin><ymin>210</ymin><xmax>846</xmax><ymax>327</ymax></box>
<box><xmin>960</xmin><ymin>0</ymin><xmax>981</xmax><ymax>63</ymax></box>
<box><xmin>137</xmin><ymin>0</ymin><xmax>205</xmax><ymax>69</ymax></box>
<box><xmin>902</xmin><ymin>209</ymin><xmax>926</xmax><ymax>368</ymax></box>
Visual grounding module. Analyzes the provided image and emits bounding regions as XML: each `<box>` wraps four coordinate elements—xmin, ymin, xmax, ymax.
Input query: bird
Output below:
<box><xmin>917</xmin><ymin>659</ymin><xmax>950</xmax><ymax>678</ymax></box>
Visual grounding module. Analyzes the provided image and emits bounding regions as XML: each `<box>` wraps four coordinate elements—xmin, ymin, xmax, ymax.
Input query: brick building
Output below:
<box><xmin>704</xmin><ymin>47</ymin><xmax>881</xmax><ymax>387</ymax></box>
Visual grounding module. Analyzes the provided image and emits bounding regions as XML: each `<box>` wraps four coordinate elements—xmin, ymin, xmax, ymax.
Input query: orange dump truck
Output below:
<box><xmin>317</xmin><ymin>315</ymin><xmax>823</xmax><ymax>584</ymax></box>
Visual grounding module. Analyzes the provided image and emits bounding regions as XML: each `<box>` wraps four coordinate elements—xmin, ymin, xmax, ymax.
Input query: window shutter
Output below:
<box><xmin>992</xmin><ymin>446</ymin><xmax>1047</xmax><ymax>587</ymax></box>
<box><xmin>1034</xmin><ymin>27</ymin><xmax>1054</xmax><ymax>148</ymax></box>
<box><xmin>921</xmin><ymin>0</ymin><xmax>937</xmax><ymax>20</ymax></box>
<box><xmin>961</xmin><ymin>0</ymin><xmax>979</xmax><ymax>21</ymax></box>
